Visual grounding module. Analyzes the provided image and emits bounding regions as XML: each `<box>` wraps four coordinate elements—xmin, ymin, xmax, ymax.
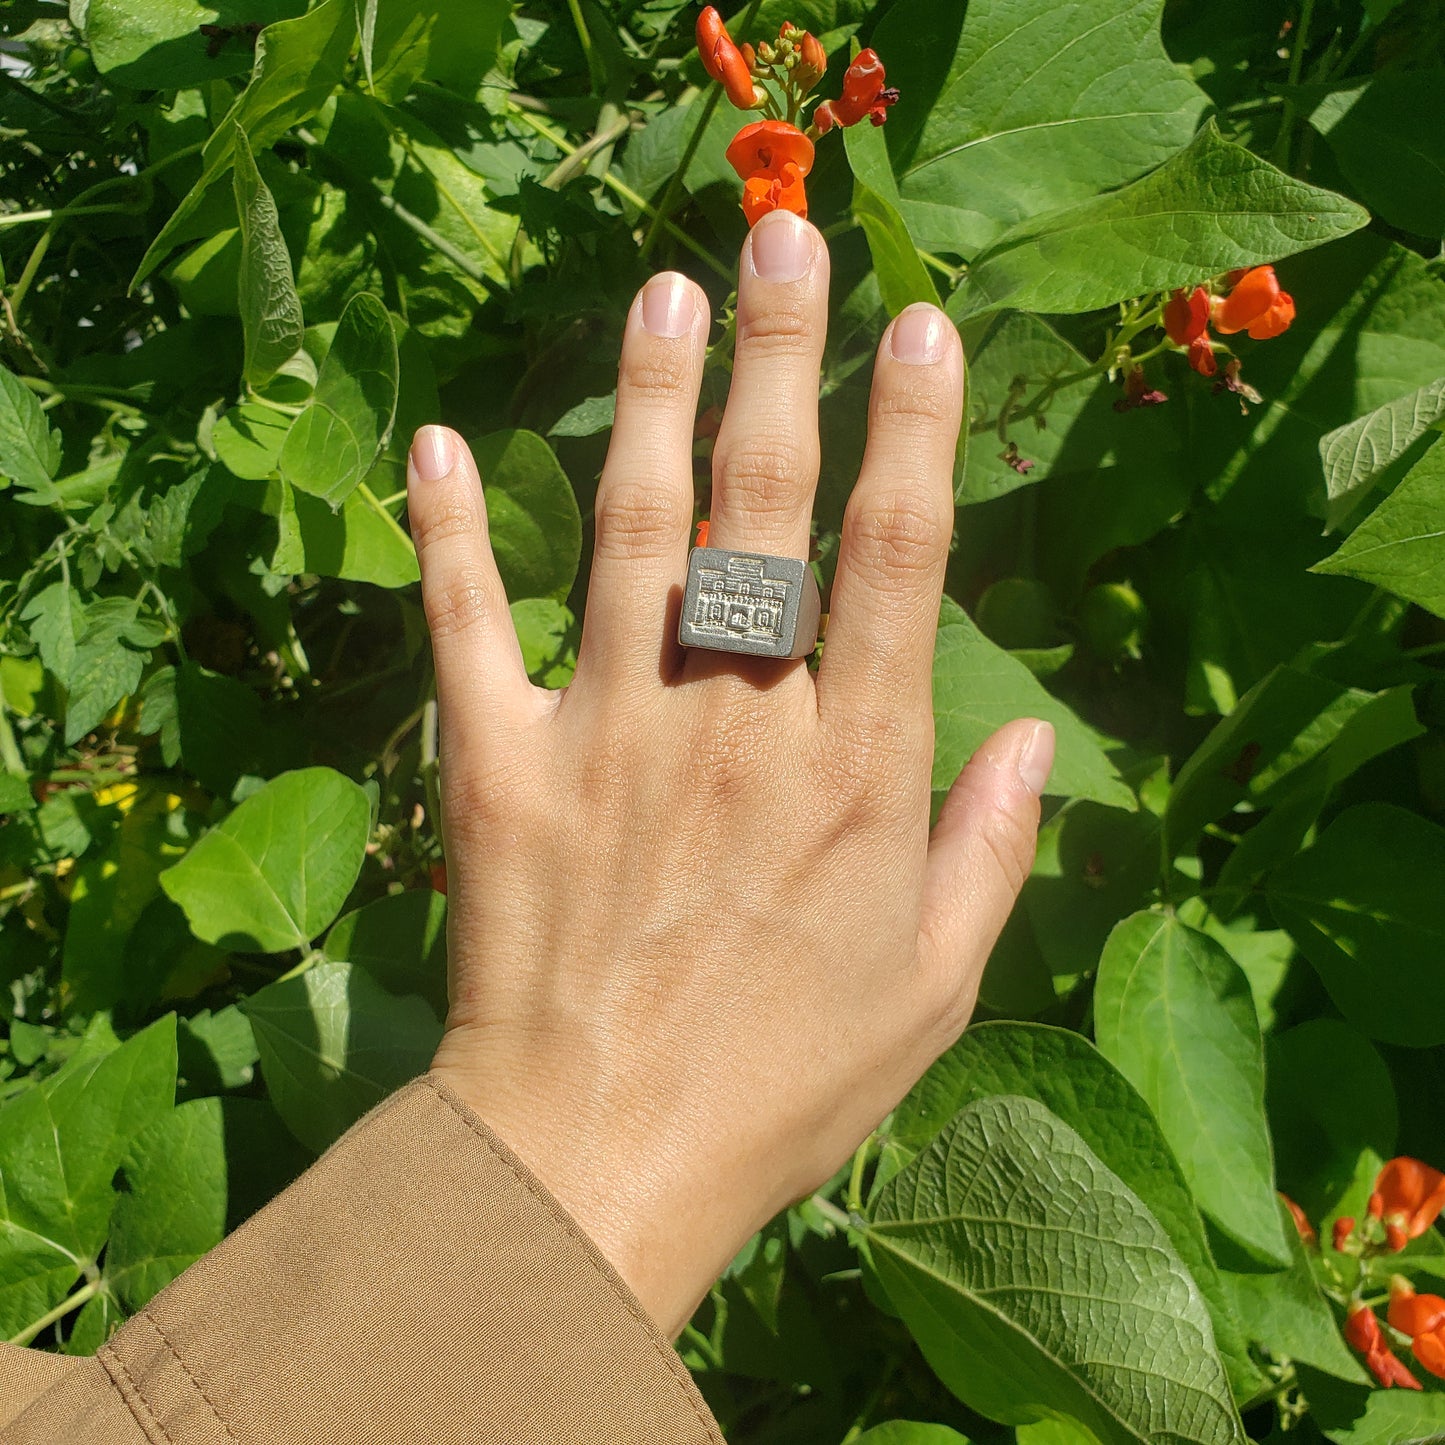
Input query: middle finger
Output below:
<box><xmin>707</xmin><ymin>210</ymin><xmax>830</xmax><ymax>561</ymax></box>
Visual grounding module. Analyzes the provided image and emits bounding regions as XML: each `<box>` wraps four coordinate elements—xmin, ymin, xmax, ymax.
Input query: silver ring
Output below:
<box><xmin>678</xmin><ymin>546</ymin><xmax>821</xmax><ymax>660</ymax></box>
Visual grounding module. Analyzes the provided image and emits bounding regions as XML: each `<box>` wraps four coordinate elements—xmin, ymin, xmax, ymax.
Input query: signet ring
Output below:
<box><xmin>678</xmin><ymin>546</ymin><xmax>821</xmax><ymax>660</ymax></box>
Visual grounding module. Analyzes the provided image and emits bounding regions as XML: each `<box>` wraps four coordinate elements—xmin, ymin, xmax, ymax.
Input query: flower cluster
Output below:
<box><xmin>695</xmin><ymin>7</ymin><xmax>899</xmax><ymax>226</ymax></box>
<box><xmin>1162</xmin><ymin>265</ymin><xmax>1295</xmax><ymax>378</ymax></box>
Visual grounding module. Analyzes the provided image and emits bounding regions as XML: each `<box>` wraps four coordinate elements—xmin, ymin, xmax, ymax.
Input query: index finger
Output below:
<box><xmin>815</xmin><ymin>304</ymin><xmax>963</xmax><ymax>726</ymax></box>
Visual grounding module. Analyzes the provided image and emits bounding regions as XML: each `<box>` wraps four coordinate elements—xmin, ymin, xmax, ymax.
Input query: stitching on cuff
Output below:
<box><xmin>98</xmin><ymin>1342</ymin><xmax>171</xmax><ymax>1445</ymax></box>
<box><xmin>422</xmin><ymin>1073</ymin><xmax>723</xmax><ymax>1445</ymax></box>
<box><xmin>144</xmin><ymin>1311</ymin><xmax>239</xmax><ymax>1443</ymax></box>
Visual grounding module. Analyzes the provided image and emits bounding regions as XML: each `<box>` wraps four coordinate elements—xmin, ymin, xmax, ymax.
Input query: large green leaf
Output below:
<box><xmin>279</xmin><ymin>293</ymin><xmax>399</xmax><ymax>508</ymax></box>
<box><xmin>881</xmin><ymin>1022</ymin><xmax>1261</xmax><ymax>1402</ymax></box>
<box><xmin>1164</xmin><ymin>665</ymin><xmax>1423</xmax><ymax>858</ymax></box>
<box><xmin>1300</xmin><ymin>1366</ymin><xmax>1445</xmax><ymax>1445</ymax></box>
<box><xmin>261</xmin><ymin>477</ymin><xmax>420</xmax><ymax>588</ymax></box>
<box><xmin>1094</xmin><ymin>913</ymin><xmax>1290</xmax><ymax>1267</ymax></box>
<box><xmin>85</xmin><ymin>0</ymin><xmax>306</xmax><ymax>88</ymax></box>
<box><xmin>62</xmin><ymin>597</ymin><xmax>163</xmax><ymax>745</ymax></box>
<box><xmin>242</xmin><ymin>958</ymin><xmax>443</xmax><ymax>1152</ymax></box>
<box><xmin>0</xmin><ymin>367</ymin><xmax>61</xmax><ymax>501</ymax></box>
<box><xmin>1269</xmin><ymin>804</ymin><xmax>1445</xmax><ymax>1047</ymax></box>
<box><xmin>1314</xmin><ymin>439</ymin><xmax>1445</xmax><ymax>620</ymax></box>
<box><xmin>233</xmin><ymin>125</ymin><xmax>305</xmax><ymax>390</ymax></box>
<box><xmin>1311</xmin><ymin>71</ymin><xmax>1445</xmax><ymax>240</ymax></box>
<box><xmin>958</xmin><ymin>125</ymin><xmax>1368</xmax><ymax>317</ymax></box>
<box><xmin>471</xmin><ymin>429</ymin><xmax>583</xmax><ymax>602</ymax></box>
<box><xmin>366</xmin><ymin>0</ymin><xmax>509</xmax><ymax>101</ymax></box>
<box><xmin>161</xmin><ymin>767</ymin><xmax>371</xmax><ymax>953</ymax></box>
<box><xmin>1318</xmin><ymin>377</ymin><xmax>1445</xmax><ymax>530</ymax></box>
<box><xmin>867</xmin><ymin>1095</ymin><xmax>1245</xmax><ymax>1445</ymax></box>
<box><xmin>853</xmin><ymin>1427</ymin><xmax>971</xmax><ymax>1445</ymax></box>
<box><xmin>133</xmin><ymin>0</ymin><xmax>357</xmax><ymax>284</ymax></box>
<box><xmin>872</xmin><ymin>0</ymin><xmax>1206</xmax><ymax>256</ymax></box>
<box><xmin>0</xmin><ymin>1018</ymin><xmax>176</xmax><ymax>1339</ymax></box>
<box><xmin>932</xmin><ymin>599</ymin><xmax>1134</xmax><ymax>811</ymax></box>
<box><xmin>844</xmin><ymin>123</ymin><xmax>939</xmax><ymax>317</ymax></box>
<box><xmin>106</xmin><ymin>1096</ymin><xmax>307</xmax><ymax>1311</ymax></box>
<box><xmin>322</xmin><ymin>888</ymin><xmax>448</xmax><ymax>1019</ymax></box>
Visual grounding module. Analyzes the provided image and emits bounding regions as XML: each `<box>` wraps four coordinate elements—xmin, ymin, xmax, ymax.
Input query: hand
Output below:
<box><xmin>411</xmin><ymin>210</ymin><xmax>1053</xmax><ymax>1338</ymax></box>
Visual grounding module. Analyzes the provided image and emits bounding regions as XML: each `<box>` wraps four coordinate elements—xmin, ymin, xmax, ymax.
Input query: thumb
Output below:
<box><xmin>916</xmin><ymin>717</ymin><xmax>1053</xmax><ymax>1032</ymax></box>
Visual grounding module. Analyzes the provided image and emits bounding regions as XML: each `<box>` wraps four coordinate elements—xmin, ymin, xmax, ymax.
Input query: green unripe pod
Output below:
<box><xmin>974</xmin><ymin>578</ymin><xmax>1059</xmax><ymax>651</ymax></box>
<box><xmin>1077</xmin><ymin>582</ymin><xmax>1148</xmax><ymax>662</ymax></box>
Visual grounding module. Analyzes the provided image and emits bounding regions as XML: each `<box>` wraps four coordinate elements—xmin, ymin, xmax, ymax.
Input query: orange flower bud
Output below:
<box><xmin>697</xmin><ymin>6</ymin><xmax>758</xmax><ymax>109</ymax></box>
<box><xmin>812</xmin><ymin>99</ymin><xmax>838</xmax><ymax>134</ymax></box>
<box><xmin>1186</xmin><ymin>334</ymin><xmax>1217</xmax><ymax>378</ymax></box>
<box><xmin>794</xmin><ymin>30</ymin><xmax>827</xmax><ymax>90</ymax></box>
<box><xmin>1345</xmin><ymin>1301</ymin><xmax>1424</xmax><ymax>1389</ymax></box>
<box><xmin>1282</xmin><ymin>1194</ymin><xmax>1316</xmax><ymax>1247</ymax></box>
<box><xmin>429</xmin><ymin>861</ymin><xmax>448</xmax><ymax>894</ymax></box>
<box><xmin>1332</xmin><ymin>1216</ymin><xmax>1355</xmax><ymax>1252</ymax></box>
<box><xmin>1213</xmin><ymin>264</ymin><xmax>1296</xmax><ymax>339</ymax></box>
<box><xmin>1162</xmin><ymin>286</ymin><xmax>1210</xmax><ymax>346</ymax></box>
<box><xmin>695</xmin><ymin>519</ymin><xmax>710</xmax><ymax>547</ymax></box>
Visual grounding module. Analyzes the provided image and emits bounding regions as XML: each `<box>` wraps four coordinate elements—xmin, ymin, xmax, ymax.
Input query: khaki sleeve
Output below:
<box><xmin>3</xmin><ymin>1074</ymin><xmax>723</xmax><ymax>1445</ymax></box>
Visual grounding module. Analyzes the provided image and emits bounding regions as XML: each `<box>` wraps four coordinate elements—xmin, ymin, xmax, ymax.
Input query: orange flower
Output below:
<box><xmin>1332</xmin><ymin>1216</ymin><xmax>1356</xmax><ymax>1252</ymax></box>
<box><xmin>817</xmin><ymin>48</ymin><xmax>898</xmax><ymax>129</ymax></box>
<box><xmin>1369</xmin><ymin>1157</ymin><xmax>1445</xmax><ymax>1246</ymax></box>
<box><xmin>1389</xmin><ymin>1279</ymin><xmax>1445</xmax><ymax>1382</ymax></box>
<box><xmin>1345</xmin><ymin>1300</ymin><xmax>1424</xmax><ymax>1390</ymax></box>
<box><xmin>697</xmin><ymin>6</ymin><xmax>759</xmax><ymax>110</ymax></box>
<box><xmin>1212</xmin><ymin>264</ymin><xmax>1295</xmax><ymax>339</ymax></box>
<box><xmin>1163</xmin><ymin>286</ymin><xmax>1210</xmax><ymax>346</ymax></box>
<box><xmin>695</xmin><ymin>519</ymin><xmax>710</xmax><ymax>547</ymax></box>
<box><xmin>1187</xmin><ymin>335</ymin><xmax>1217</xmax><ymax>378</ymax></box>
<box><xmin>726</xmin><ymin>120</ymin><xmax>814</xmax><ymax>225</ymax></box>
<box><xmin>1283</xmin><ymin>1194</ymin><xmax>1316</xmax><ymax>1247</ymax></box>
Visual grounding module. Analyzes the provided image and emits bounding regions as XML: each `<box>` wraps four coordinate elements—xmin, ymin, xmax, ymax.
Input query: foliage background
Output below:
<box><xmin>2</xmin><ymin>0</ymin><xmax>1445</xmax><ymax>1441</ymax></box>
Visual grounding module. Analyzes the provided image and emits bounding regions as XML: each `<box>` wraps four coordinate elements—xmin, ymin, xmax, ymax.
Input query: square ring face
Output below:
<box><xmin>678</xmin><ymin>547</ymin><xmax>820</xmax><ymax>659</ymax></box>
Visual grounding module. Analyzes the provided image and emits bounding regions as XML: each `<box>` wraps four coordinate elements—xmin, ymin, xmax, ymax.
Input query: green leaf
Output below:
<box><xmin>867</xmin><ymin>1095</ymin><xmax>1246</xmax><ymax>1445</ymax></box>
<box><xmin>1269</xmin><ymin>803</ymin><xmax>1445</xmax><ymax>1047</ymax></box>
<box><xmin>958</xmin><ymin>124</ymin><xmax>1369</xmax><ymax>318</ymax></box>
<box><xmin>932</xmin><ymin>599</ymin><xmax>1134</xmax><ymax>811</ymax></box>
<box><xmin>1314</xmin><ymin>439</ymin><xmax>1445</xmax><ymax>620</ymax></box>
<box><xmin>881</xmin><ymin>1021</ymin><xmax>1262</xmax><ymax>1402</ymax></box>
<box><xmin>471</xmin><ymin>430</ymin><xmax>583</xmax><ymax>602</ymax></box>
<box><xmin>548</xmin><ymin>393</ymin><xmax>615</xmax><ymax>439</ymax></box>
<box><xmin>1311</xmin><ymin>72</ymin><xmax>1445</xmax><ymax>240</ymax></box>
<box><xmin>0</xmin><ymin>1017</ymin><xmax>176</xmax><ymax>1339</ymax></box>
<box><xmin>139</xmin><ymin>661</ymin><xmax>279</xmax><ymax>797</ymax></box>
<box><xmin>367</xmin><ymin>0</ymin><xmax>509</xmax><ymax>101</ymax></box>
<box><xmin>263</xmin><ymin>477</ymin><xmax>420</xmax><ymax>588</ymax></box>
<box><xmin>177</xmin><ymin>1006</ymin><xmax>259</xmax><ymax>1093</ymax></box>
<box><xmin>873</xmin><ymin>0</ymin><xmax>1206</xmax><ymax>256</ymax></box>
<box><xmin>18</xmin><ymin>581</ymin><xmax>82</xmax><ymax>685</ymax></box>
<box><xmin>1220</xmin><ymin>1202</ymin><xmax>1368</xmax><ymax>1386</ymax></box>
<box><xmin>510</xmin><ymin>598</ymin><xmax>578</xmax><ymax>687</ymax></box>
<box><xmin>161</xmin><ymin>767</ymin><xmax>371</xmax><ymax>953</ymax></box>
<box><xmin>212</xmin><ymin>401</ymin><xmax>294</xmax><ymax>479</ymax></box>
<box><xmin>853</xmin><ymin>1426</ymin><xmax>972</xmax><ymax>1445</ymax></box>
<box><xmin>0</xmin><ymin>368</ymin><xmax>61</xmax><ymax>500</ymax></box>
<box><xmin>233</xmin><ymin>124</ymin><xmax>305</xmax><ymax>389</ymax></box>
<box><xmin>322</xmin><ymin>889</ymin><xmax>448</xmax><ymax>1020</ymax></box>
<box><xmin>85</xmin><ymin>0</ymin><xmax>307</xmax><ymax>88</ymax></box>
<box><xmin>279</xmin><ymin>293</ymin><xmax>399</xmax><ymax>508</ymax></box>
<box><xmin>1299</xmin><ymin>1365</ymin><xmax>1445</xmax><ymax>1445</ymax></box>
<box><xmin>1095</xmin><ymin>912</ymin><xmax>1290</xmax><ymax>1267</ymax></box>
<box><xmin>1318</xmin><ymin>377</ymin><xmax>1445</xmax><ymax>530</ymax></box>
<box><xmin>133</xmin><ymin>0</ymin><xmax>357</xmax><ymax>285</ymax></box>
<box><xmin>1268</xmin><ymin>1020</ymin><xmax>1397</xmax><ymax>1221</ymax></box>
<box><xmin>242</xmin><ymin>958</ymin><xmax>443</xmax><ymax>1152</ymax></box>
<box><xmin>845</xmin><ymin>122</ymin><xmax>940</xmax><ymax>316</ymax></box>
<box><xmin>62</xmin><ymin>597</ymin><xmax>157</xmax><ymax>745</ymax></box>
<box><xmin>1164</xmin><ymin>665</ymin><xmax>1423</xmax><ymax>858</ymax></box>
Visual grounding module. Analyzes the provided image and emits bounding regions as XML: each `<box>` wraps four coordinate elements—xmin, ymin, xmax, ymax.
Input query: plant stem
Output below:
<box><xmin>847</xmin><ymin>1135</ymin><xmax>873</xmax><ymax>1216</ymax></box>
<box><xmin>809</xmin><ymin>1194</ymin><xmax>852</xmax><ymax>1230</ymax></box>
<box><xmin>8</xmin><ymin>1280</ymin><xmax>101</xmax><ymax>1347</ymax></box>
<box><xmin>1272</xmin><ymin>0</ymin><xmax>1318</xmax><ymax>170</ymax></box>
<box><xmin>566</xmin><ymin>0</ymin><xmax>607</xmax><ymax>95</ymax></box>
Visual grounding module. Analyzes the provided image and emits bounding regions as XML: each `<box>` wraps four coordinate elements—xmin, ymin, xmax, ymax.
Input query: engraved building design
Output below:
<box><xmin>690</xmin><ymin>555</ymin><xmax>787</xmax><ymax>641</ymax></box>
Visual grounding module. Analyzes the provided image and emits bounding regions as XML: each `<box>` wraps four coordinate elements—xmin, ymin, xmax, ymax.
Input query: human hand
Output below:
<box><xmin>412</xmin><ymin>210</ymin><xmax>1053</xmax><ymax>1338</ymax></box>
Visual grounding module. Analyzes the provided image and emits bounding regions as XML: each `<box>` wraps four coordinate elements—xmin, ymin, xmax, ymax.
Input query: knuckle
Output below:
<box><xmin>974</xmin><ymin>793</ymin><xmax>1039</xmax><ymax>897</ymax></box>
<box><xmin>593</xmin><ymin>479</ymin><xmax>689</xmax><ymax>561</ymax></box>
<box><xmin>845</xmin><ymin>492</ymin><xmax>951</xmax><ymax>579</ymax></box>
<box><xmin>715</xmin><ymin>438</ymin><xmax>813</xmax><ymax>516</ymax></box>
<box><xmin>619</xmin><ymin>353</ymin><xmax>693</xmax><ymax>406</ymax></box>
<box><xmin>409</xmin><ymin>493</ymin><xmax>480</xmax><ymax>554</ymax></box>
<box><xmin>736</xmin><ymin>300</ymin><xmax>817</xmax><ymax>359</ymax></box>
<box><xmin>872</xmin><ymin>380</ymin><xmax>957</xmax><ymax>432</ymax></box>
<box><xmin>820</xmin><ymin>711</ymin><xmax>917</xmax><ymax>801</ymax></box>
<box><xmin>424</xmin><ymin>569</ymin><xmax>495</xmax><ymax>642</ymax></box>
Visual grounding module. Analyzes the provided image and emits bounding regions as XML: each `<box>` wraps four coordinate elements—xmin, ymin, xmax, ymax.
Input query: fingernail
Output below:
<box><xmin>747</xmin><ymin>210</ymin><xmax>811</xmax><ymax>283</ymax></box>
<box><xmin>641</xmin><ymin>272</ymin><xmax>696</xmax><ymax>338</ymax></box>
<box><xmin>1017</xmin><ymin>721</ymin><xmax>1055</xmax><ymax>796</ymax></box>
<box><xmin>410</xmin><ymin>425</ymin><xmax>454</xmax><ymax>483</ymax></box>
<box><xmin>890</xmin><ymin>305</ymin><xmax>947</xmax><ymax>365</ymax></box>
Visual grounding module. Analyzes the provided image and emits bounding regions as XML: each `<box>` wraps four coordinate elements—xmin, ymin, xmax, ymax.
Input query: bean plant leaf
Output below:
<box><xmin>242</xmin><ymin>958</ymin><xmax>443</xmax><ymax>1153</ymax></box>
<box><xmin>1299</xmin><ymin>1365</ymin><xmax>1445</xmax><ymax>1445</ymax></box>
<box><xmin>1269</xmin><ymin>803</ymin><xmax>1445</xmax><ymax>1047</ymax></box>
<box><xmin>1310</xmin><ymin>72</ymin><xmax>1445</xmax><ymax>240</ymax></box>
<box><xmin>957</xmin><ymin>124</ymin><xmax>1369</xmax><ymax>318</ymax></box>
<box><xmin>279</xmin><ymin>293</ymin><xmax>399</xmax><ymax>508</ymax></box>
<box><xmin>880</xmin><ymin>1021</ymin><xmax>1263</xmax><ymax>1401</ymax></box>
<box><xmin>1094</xmin><ymin>912</ymin><xmax>1291</xmax><ymax>1267</ymax></box>
<box><xmin>233</xmin><ymin>124</ymin><xmax>305</xmax><ymax>389</ymax></box>
<box><xmin>1313</xmin><ymin>439</ymin><xmax>1445</xmax><ymax>620</ymax></box>
<box><xmin>161</xmin><ymin>767</ymin><xmax>371</xmax><ymax>953</ymax></box>
<box><xmin>1319</xmin><ymin>377</ymin><xmax>1445</xmax><ymax>530</ymax></box>
<box><xmin>853</xmin><ymin>1427</ymin><xmax>971</xmax><ymax>1444</ymax></box>
<box><xmin>133</xmin><ymin>0</ymin><xmax>357</xmax><ymax>285</ymax></box>
<box><xmin>63</xmin><ymin>597</ymin><xmax>160</xmax><ymax>744</ymax></box>
<box><xmin>872</xmin><ymin>0</ymin><xmax>1207</xmax><ymax>256</ymax></box>
<box><xmin>322</xmin><ymin>889</ymin><xmax>448</xmax><ymax>1019</ymax></box>
<box><xmin>844</xmin><ymin>123</ymin><xmax>939</xmax><ymax>316</ymax></box>
<box><xmin>0</xmin><ymin>1017</ymin><xmax>176</xmax><ymax>1339</ymax></box>
<box><xmin>264</xmin><ymin>477</ymin><xmax>420</xmax><ymax>588</ymax></box>
<box><xmin>472</xmin><ymin>429</ymin><xmax>583</xmax><ymax>602</ymax></box>
<box><xmin>867</xmin><ymin>1095</ymin><xmax>1246</xmax><ymax>1445</ymax></box>
<box><xmin>0</xmin><ymin>367</ymin><xmax>61</xmax><ymax>501</ymax></box>
<box><xmin>933</xmin><ymin>599</ymin><xmax>1134</xmax><ymax>811</ymax></box>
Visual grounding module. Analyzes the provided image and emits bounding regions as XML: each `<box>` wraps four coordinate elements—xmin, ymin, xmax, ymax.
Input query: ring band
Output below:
<box><xmin>678</xmin><ymin>546</ymin><xmax>821</xmax><ymax>659</ymax></box>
